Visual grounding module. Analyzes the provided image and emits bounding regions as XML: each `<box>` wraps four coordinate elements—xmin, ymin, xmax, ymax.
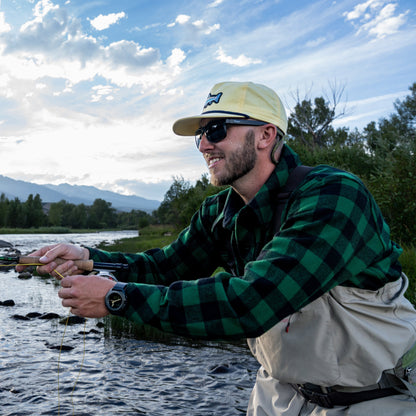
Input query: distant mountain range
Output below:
<box><xmin>0</xmin><ymin>175</ymin><xmax>160</xmax><ymax>213</ymax></box>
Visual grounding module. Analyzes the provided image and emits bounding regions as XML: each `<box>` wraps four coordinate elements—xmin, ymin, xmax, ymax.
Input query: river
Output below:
<box><xmin>0</xmin><ymin>231</ymin><xmax>258</xmax><ymax>415</ymax></box>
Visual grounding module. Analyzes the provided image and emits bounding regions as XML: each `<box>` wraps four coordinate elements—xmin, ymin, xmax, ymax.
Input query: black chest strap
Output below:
<box><xmin>272</xmin><ymin>165</ymin><xmax>314</xmax><ymax>233</ymax></box>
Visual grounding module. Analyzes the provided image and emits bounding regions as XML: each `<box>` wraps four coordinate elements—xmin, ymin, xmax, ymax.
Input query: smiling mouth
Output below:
<box><xmin>204</xmin><ymin>153</ymin><xmax>224</xmax><ymax>169</ymax></box>
<box><xmin>208</xmin><ymin>157</ymin><xmax>222</xmax><ymax>169</ymax></box>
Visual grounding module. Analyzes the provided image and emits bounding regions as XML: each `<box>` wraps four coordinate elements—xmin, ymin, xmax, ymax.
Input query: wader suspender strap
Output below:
<box><xmin>272</xmin><ymin>165</ymin><xmax>314</xmax><ymax>233</ymax></box>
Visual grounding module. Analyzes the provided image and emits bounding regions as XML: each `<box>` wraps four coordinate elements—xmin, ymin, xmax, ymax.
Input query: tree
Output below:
<box><xmin>7</xmin><ymin>198</ymin><xmax>24</xmax><ymax>228</ymax></box>
<box><xmin>154</xmin><ymin>176</ymin><xmax>192</xmax><ymax>226</ymax></box>
<box><xmin>154</xmin><ymin>174</ymin><xmax>223</xmax><ymax>228</ymax></box>
<box><xmin>363</xmin><ymin>83</ymin><xmax>416</xmax><ymax>244</ymax></box>
<box><xmin>287</xmin><ymin>82</ymin><xmax>349</xmax><ymax>149</ymax></box>
<box><xmin>68</xmin><ymin>204</ymin><xmax>88</xmax><ymax>229</ymax></box>
<box><xmin>23</xmin><ymin>194</ymin><xmax>46</xmax><ymax>228</ymax></box>
<box><xmin>87</xmin><ymin>198</ymin><xmax>117</xmax><ymax>229</ymax></box>
<box><xmin>0</xmin><ymin>193</ymin><xmax>8</xmax><ymax>227</ymax></box>
<box><xmin>117</xmin><ymin>209</ymin><xmax>153</xmax><ymax>229</ymax></box>
<box><xmin>364</xmin><ymin>82</ymin><xmax>416</xmax><ymax>157</ymax></box>
<box><xmin>48</xmin><ymin>200</ymin><xmax>69</xmax><ymax>227</ymax></box>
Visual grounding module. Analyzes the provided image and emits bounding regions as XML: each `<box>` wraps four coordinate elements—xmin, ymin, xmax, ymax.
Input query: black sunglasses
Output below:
<box><xmin>195</xmin><ymin>118</ymin><xmax>267</xmax><ymax>149</ymax></box>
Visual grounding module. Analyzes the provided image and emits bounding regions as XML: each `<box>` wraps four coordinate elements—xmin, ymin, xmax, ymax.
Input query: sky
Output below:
<box><xmin>0</xmin><ymin>0</ymin><xmax>415</xmax><ymax>202</ymax></box>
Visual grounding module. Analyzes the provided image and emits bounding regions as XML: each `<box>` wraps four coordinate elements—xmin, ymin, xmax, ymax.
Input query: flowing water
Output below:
<box><xmin>0</xmin><ymin>232</ymin><xmax>258</xmax><ymax>415</ymax></box>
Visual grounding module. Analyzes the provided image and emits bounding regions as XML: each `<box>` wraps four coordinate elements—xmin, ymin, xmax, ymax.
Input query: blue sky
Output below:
<box><xmin>0</xmin><ymin>0</ymin><xmax>415</xmax><ymax>201</ymax></box>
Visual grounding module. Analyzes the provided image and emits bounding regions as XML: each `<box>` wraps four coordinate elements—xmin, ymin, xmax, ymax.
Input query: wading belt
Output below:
<box><xmin>292</xmin><ymin>330</ymin><xmax>416</xmax><ymax>408</ymax></box>
<box><xmin>292</xmin><ymin>348</ymin><xmax>416</xmax><ymax>409</ymax></box>
<box><xmin>292</xmin><ymin>381</ymin><xmax>401</xmax><ymax>408</ymax></box>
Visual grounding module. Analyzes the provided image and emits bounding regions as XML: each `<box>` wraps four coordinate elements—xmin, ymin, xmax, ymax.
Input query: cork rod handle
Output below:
<box><xmin>18</xmin><ymin>256</ymin><xmax>94</xmax><ymax>272</ymax></box>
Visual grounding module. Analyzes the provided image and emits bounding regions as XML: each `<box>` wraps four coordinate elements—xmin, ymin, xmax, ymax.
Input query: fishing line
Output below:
<box><xmin>57</xmin><ymin>307</ymin><xmax>69</xmax><ymax>416</ymax></box>
<box><xmin>57</xmin><ymin>312</ymin><xmax>87</xmax><ymax>416</ymax></box>
<box><xmin>53</xmin><ymin>268</ymin><xmax>87</xmax><ymax>416</ymax></box>
<box><xmin>1</xmin><ymin>263</ymin><xmax>87</xmax><ymax>416</ymax></box>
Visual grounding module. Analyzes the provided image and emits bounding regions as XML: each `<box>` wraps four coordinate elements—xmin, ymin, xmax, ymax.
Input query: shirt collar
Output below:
<box><xmin>216</xmin><ymin>144</ymin><xmax>301</xmax><ymax>230</ymax></box>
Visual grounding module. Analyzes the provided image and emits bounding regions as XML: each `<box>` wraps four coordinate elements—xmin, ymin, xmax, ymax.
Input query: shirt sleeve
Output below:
<box><xmin>88</xmin><ymin>207</ymin><xmax>223</xmax><ymax>286</ymax></box>
<box><xmin>89</xmin><ymin>170</ymin><xmax>402</xmax><ymax>340</ymax></box>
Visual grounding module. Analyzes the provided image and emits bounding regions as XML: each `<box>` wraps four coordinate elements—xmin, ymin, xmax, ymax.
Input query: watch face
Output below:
<box><xmin>108</xmin><ymin>292</ymin><xmax>123</xmax><ymax>311</ymax></box>
<box><xmin>105</xmin><ymin>283</ymin><xmax>127</xmax><ymax>315</ymax></box>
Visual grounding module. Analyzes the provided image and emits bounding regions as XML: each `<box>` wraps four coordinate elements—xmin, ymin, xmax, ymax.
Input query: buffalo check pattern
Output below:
<box><xmin>89</xmin><ymin>145</ymin><xmax>402</xmax><ymax>340</ymax></box>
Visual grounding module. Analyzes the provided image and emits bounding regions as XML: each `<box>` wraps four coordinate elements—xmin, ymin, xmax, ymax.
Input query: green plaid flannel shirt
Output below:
<box><xmin>88</xmin><ymin>145</ymin><xmax>402</xmax><ymax>340</ymax></box>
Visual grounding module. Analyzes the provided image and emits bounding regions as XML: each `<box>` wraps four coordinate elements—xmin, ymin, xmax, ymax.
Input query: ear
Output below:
<box><xmin>257</xmin><ymin>124</ymin><xmax>278</xmax><ymax>150</ymax></box>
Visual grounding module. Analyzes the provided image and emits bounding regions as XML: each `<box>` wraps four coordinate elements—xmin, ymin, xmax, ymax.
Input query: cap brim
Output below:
<box><xmin>172</xmin><ymin>112</ymin><xmax>246</xmax><ymax>136</ymax></box>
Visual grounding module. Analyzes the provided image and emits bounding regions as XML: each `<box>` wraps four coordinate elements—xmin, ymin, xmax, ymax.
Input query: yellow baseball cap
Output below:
<box><xmin>172</xmin><ymin>81</ymin><xmax>287</xmax><ymax>136</ymax></box>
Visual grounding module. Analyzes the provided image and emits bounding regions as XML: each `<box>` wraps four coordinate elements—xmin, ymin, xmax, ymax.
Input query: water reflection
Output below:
<box><xmin>0</xmin><ymin>232</ymin><xmax>258</xmax><ymax>415</ymax></box>
<box><xmin>0</xmin><ymin>230</ymin><xmax>138</xmax><ymax>253</ymax></box>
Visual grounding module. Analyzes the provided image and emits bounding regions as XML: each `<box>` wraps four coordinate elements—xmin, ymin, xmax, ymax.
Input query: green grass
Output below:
<box><xmin>401</xmin><ymin>245</ymin><xmax>416</xmax><ymax>306</ymax></box>
<box><xmin>97</xmin><ymin>224</ymin><xmax>179</xmax><ymax>252</ymax></box>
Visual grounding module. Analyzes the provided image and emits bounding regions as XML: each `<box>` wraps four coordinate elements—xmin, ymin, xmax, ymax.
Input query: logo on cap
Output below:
<box><xmin>204</xmin><ymin>92</ymin><xmax>222</xmax><ymax>108</ymax></box>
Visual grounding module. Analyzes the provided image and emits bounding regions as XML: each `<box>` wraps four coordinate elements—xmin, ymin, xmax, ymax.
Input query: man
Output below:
<box><xmin>19</xmin><ymin>82</ymin><xmax>416</xmax><ymax>415</ymax></box>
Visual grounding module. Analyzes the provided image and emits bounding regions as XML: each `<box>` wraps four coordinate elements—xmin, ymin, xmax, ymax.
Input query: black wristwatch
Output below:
<box><xmin>105</xmin><ymin>282</ymin><xmax>128</xmax><ymax>316</ymax></box>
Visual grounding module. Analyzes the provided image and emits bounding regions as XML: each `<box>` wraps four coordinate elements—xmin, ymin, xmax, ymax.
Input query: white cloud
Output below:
<box><xmin>0</xmin><ymin>12</ymin><xmax>11</xmax><ymax>33</ymax></box>
<box><xmin>333</xmin><ymin>90</ymin><xmax>408</xmax><ymax>128</ymax></box>
<box><xmin>192</xmin><ymin>19</ymin><xmax>220</xmax><ymax>35</ymax></box>
<box><xmin>0</xmin><ymin>0</ymin><xmax>414</xmax><ymax>200</ymax></box>
<box><xmin>305</xmin><ymin>36</ymin><xmax>326</xmax><ymax>48</ymax></box>
<box><xmin>166</xmin><ymin>48</ymin><xmax>186</xmax><ymax>76</ymax></box>
<box><xmin>216</xmin><ymin>46</ymin><xmax>262</xmax><ymax>67</ymax></box>
<box><xmin>89</xmin><ymin>11</ymin><xmax>126</xmax><ymax>31</ymax></box>
<box><xmin>343</xmin><ymin>0</ymin><xmax>383</xmax><ymax>21</ymax></box>
<box><xmin>105</xmin><ymin>40</ymin><xmax>159</xmax><ymax>68</ymax></box>
<box><xmin>0</xmin><ymin>111</ymin><xmax>199</xmax><ymax>198</ymax></box>
<box><xmin>33</xmin><ymin>0</ymin><xmax>59</xmax><ymax>19</ymax></box>
<box><xmin>167</xmin><ymin>14</ymin><xmax>220</xmax><ymax>37</ymax></box>
<box><xmin>343</xmin><ymin>1</ymin><xmax>408</xmax><ymax>38</ymax></box>
<box><xmin>168</xmin><ymin>14</ymin><xmax>191</xmax><ymax>27</ymax></box>
<box><xmin>0</xmin><ymin>74</ymin><xmax>13</xmax><ymax>98</ymax></box>
<box><xmin>208</xmin><ymin>0</ymin><xmax>225</xmax><ymax>7</ymax></box>
<box><xmin>363</xmin><ymin>4</ymin><xmax>408</xmax><ymax>38</ymax></box>
<box><xmin>0</xmin><ymin>3</ymin><xmax>186</xmax><ymax>91</ymax></box>
<box><xmin>91</xmin><ymin>84</ymin><xmax>118</xmax><ymax>102</ymax></box>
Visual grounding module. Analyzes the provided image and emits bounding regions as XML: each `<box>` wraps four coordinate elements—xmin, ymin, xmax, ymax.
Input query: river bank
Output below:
<box><xmin>0</xmin><ymin>226</ymin><xmax>129</xmax><ymax>234</ymax></box>
<box><xmin>0</xmin><ymin>231</ymin><xmax>257</xmax><ymax>416</ymax></box>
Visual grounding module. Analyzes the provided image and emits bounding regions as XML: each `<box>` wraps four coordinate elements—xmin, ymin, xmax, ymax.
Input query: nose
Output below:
<box><xmin>197</xmin><ymin>133</ymin><xmax>214</xmax><ymax>153</ymax></box>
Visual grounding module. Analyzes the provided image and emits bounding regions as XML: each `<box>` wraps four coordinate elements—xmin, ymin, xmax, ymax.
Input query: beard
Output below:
<box><xmin>210</xmin><ymin>130</ymin><xmax>257</xmax><ymax>187</ymax></box>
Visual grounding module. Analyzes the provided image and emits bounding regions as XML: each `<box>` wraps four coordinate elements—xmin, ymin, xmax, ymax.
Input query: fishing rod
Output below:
<box><xmin>0</xmin><ymin>255</ymin><xmax>129</xmax><ymax>272</ymax></box>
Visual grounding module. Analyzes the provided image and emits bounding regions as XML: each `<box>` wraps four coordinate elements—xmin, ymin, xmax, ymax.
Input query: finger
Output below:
<box><xmin>16</xmin><ymin>246</ymin><xmax>54</xmax><ymax>274</ymax></box>
<box><xmin>70</xmin><ymin>307</ymin><xmax>84</xmax><ymax>317</ymax></box>
<box><xmin>39</xmin><ymin>260</ymin><xmax>75</xmax><ymax>278</ymax></box>
<box><xmin>62</xmin><ymin>298</ymin><xmax>75</xmax><ymax>309</ymax></box>
<box><xmin>67</xmin><ymin>265</ymin><xmax>82</xmax><ymax>276</ymax></box>
<box><xmin>16</xmin><ymin>245</ymin><xmax>60</xmax><ymax>272</ymax></box>
<box><xmin>60</xmin><ymin>276</ymin><xmax>74</xmax><ymax>288</ymax></box>
<box><xmin>28</xmin><ymin>244</ymin><xmax>58</xmax><ymax>258</ymax></box>
<box><xmin>58</xmin><ymin>287</ymin><xmax>73</xmax><ymax>299</ymax></box>
<box><xmin>36</xmin><ymin>262</ymin><xmax>59</xmax><ymax>276</ymax></box>
<box><xmin>39</xmin><ymin>245</ymin><xmax>66</xmax><ymax>263</ymax></box>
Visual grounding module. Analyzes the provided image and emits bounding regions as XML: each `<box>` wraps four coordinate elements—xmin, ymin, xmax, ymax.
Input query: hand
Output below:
<box><xmin>58</xmin><ymin>274</ymin><xmax>116</xmax><ymax>318</ymax></box>
<box><xmin>16</xmin><ymin>243</ymin><xmax>90</xmax><ymax>278</ymax></box>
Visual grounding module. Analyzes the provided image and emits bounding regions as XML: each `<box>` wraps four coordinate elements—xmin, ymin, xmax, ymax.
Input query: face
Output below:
<box><xmin>199</xmin><ymin>122</ymin><xmax>257</xmax><ymax>187</ymax></box>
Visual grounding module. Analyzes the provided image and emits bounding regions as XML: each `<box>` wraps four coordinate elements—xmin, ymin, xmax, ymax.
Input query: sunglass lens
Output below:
<box><xmin>207</xmin><ymin>122</ymin><xmax>227</xmax><ymax>143</ymax></box>
<box><xmin>195</xmin><ymin>121</ymin><xmax>227</xmax><ymax>149</ymax></box>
